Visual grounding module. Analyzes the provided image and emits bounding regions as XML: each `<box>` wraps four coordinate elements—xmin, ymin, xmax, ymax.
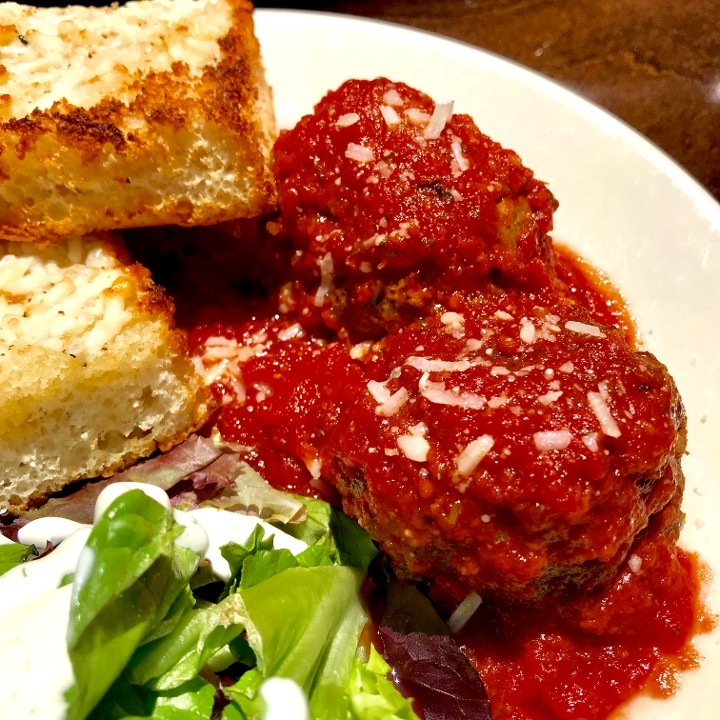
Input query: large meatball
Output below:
<box><xmin>273</xmin><ymin>78</ymin><xmax>558</xmax><ymax>339</ymax></box>
<box><xmin>318</xmin><ymin>291</ymin><xmax>685</xmax><ymax>605</ymax></box>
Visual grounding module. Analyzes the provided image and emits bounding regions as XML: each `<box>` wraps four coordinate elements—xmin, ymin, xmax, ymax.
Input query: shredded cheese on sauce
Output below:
<box><xmin>456</xmin><ymin>435</ymin><xmax>494</xmax><ymax>475</ymax></box>
<box><xmin>565</xmin><ymin>320</ymin><xmax>606</xmax><ymax>338</ymax></box>
<box><xmin>382</xmin><ymin>88</ymin><xmax>403</xmax><ymax>106</ymax></box>
<box><xmin>313</xmin><ymin>252</ymin><xmax>334</xmax><ymax>307</ymax></box>
<box><xmin>421</xmin><ymin>381</ymin><xmax>485</xmax><ymax>410</ymax></box>
<box><xmin>519</xmin><ymin>318</ymin><xmax>537</xmax><ymax>344</ymax></box>
<box><xmin>335</xmin><ymin>112</ymin><xmax>360</xmax><ymax>128</ymax></box>
<box><xmin>406</xmin><ymin>356</ymin><xmax>477</xmax><ymax>373</ymax></box>
<box><xmin>405</xmin><ymin>107</ymin><xmax>431</xmax><ymax>126</ymax></box>
<box><xmin>587</xmin><ymin>385</ymin><xmax>622</xmax><ymax>437</ymax></box>
<box><xmin>367</xmin><ymin>379</ymin><xmax>409</xmax><ymax>417</ymax></box>
<box><xmin>450</xmin><ymin>136</ymin><xmax>470</xmax><ymax>176</ymax></box>
<box><xmin>533</xmin><ymin>429</ymin><xmax>573</xmax><ymax>451</ymax></box>
<box><xmin>380</xmin><ymin>104</ymin><xmax>401</xmax><ymax>126</ymax></box>
<box><xmin>397</xmin><ymin>432</ymin><xmax>430</xmax><ymax>462</ymax></box>
<box><xmin>344</xmin><ymin>143</ymin><xmax>374</xmax><ymax>163</ymax></box>
<box><xmin>423</xmin><ymin>101</ymin><xmax>453</xmax><ymax>139</ymax></box>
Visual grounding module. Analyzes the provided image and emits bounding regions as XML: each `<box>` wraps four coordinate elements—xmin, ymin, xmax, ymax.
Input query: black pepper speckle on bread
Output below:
<box><xmin>0</xmin><ymin>234</ymin><xmax>213</xmax><ymax>511</ymax></box>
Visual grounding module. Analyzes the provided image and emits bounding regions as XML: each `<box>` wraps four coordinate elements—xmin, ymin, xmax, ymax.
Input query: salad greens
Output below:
<box><xmin>2</xmin><ymin>436</ymin><xmax>490</xmax><ymax>719</ymax></box>
<box><xmin>0</xmin><ymin>541</ymin><xmax>36</xmax><ymax>576</ymax></box>
<box><xmin>59</xmin><ymin>487</ymin><xmax>421</xmax><ymax>720</ymax></box>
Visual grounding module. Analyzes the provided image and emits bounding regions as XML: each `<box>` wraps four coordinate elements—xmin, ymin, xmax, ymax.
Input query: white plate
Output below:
<box><xmin>255</xmin><ymin>10</ymin><xmax>720</xmax><ymax>719</ymax></box>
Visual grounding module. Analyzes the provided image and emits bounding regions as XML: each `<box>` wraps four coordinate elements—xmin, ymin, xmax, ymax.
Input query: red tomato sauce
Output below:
<box><xmin>179</xmin><ymin>244</ymin><xmax>711</xmax><ymax>720</ymax></box>
<box><xmin>458</xmin><ymin>502</ymin><xmax>710</xmax><ymax>720</ymax></box>
<box><xmin>150</xmin><ymin>77</ymin><xmax>714</xmax><ymax>720</ymax></box>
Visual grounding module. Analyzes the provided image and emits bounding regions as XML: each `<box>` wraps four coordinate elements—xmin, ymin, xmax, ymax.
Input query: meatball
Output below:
<box><xmin>318</xmin><ymin>291</ymin><xmax>685</xmax><ymax>605</ymax></box>
<box><xmin>273</xmin><ymin>78</ymin><xmax>558</xmax><ymax>339</ymax></box>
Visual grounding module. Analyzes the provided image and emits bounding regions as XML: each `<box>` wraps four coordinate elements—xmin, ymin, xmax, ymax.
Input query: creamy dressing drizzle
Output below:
<box><xmin>259</xmin><ymin>677</ymin><xmax>310</xmax><ymax>720</ymax></box>
<box><xmin>0</xmin><ymin>482</ymin><xmax>309</xmax><ymax>718</ymax></box>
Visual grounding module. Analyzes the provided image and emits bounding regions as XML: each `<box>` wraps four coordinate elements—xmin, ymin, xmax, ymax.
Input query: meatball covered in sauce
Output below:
<box><xmin>273</xmin><ymin>78</ymin><xmax>558</xmax><ymax>339</ymax></box>
<box><xmin>318</xmin><ymin>293</ymin><xmax>685</xmax><ymax>604</ymax></box>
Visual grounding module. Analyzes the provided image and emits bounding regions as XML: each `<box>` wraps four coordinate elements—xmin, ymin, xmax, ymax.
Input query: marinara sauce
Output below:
<box><xmin>160</xmin><ymin>77</ymin><xmax>713</xmax><ymax>720</ymax></box>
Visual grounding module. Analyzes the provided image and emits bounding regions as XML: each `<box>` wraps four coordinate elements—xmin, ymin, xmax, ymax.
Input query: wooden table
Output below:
<box><xmin>257</xmin><ymin>0</ymin><xmax>720</xmax><ymax>204</ymax></box>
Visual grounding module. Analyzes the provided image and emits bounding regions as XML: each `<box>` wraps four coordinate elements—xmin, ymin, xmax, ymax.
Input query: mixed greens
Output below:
<box><xmin>0</xmin><ymin>435</ymin><xmax>489</xmax><ymax>720</ymax></box>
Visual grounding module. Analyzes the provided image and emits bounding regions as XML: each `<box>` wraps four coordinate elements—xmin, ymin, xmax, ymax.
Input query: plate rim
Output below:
<box><xmin>255</xmin><ymin>6</ymin><xmax>720</xmax><ymax>229</ymax></box>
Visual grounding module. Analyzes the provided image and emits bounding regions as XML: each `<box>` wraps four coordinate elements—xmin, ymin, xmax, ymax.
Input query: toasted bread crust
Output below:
<box><xmin>0</xmin><ymin>0</ymin><xmax>276</xmax><ymax>241</ymax></box>
<box><xmin>0</xmin><ymin>233</ymin><xmax>214</xmax><ymax>512</ymax></box>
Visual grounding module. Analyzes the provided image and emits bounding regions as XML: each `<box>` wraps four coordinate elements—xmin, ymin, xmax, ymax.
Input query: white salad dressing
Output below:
<box><xmin>259</xmin><ymin>677</ymin><xmax>310</xmax><ymax>720</ymax></box>
<box><xmin>189</xmin><ymin>506</ymin><xmax>308</xmax><ymax>581</ymax></box>
<box><xmin>17</xmin><ymin>516</ymin><xmax>89</xmax><ymax>551</ymax></box>
<box><xmin>0</xmin><ymin>526</ymin><xmax>91</xmax><ymax>617</ymax></box>
<box><xmin>93</xmin><ymin>481</ymin><xmax>172</xmax><ymax>521</ymax></box>
<box><xmin>2</xmin><ymin>584</ymin><xmax>75</xmax><ymax>718</ymax></box>
<box><xmin>0</xmin><ymin>481</ymin><xmax>311</xmax><ymax>717</ymax></box>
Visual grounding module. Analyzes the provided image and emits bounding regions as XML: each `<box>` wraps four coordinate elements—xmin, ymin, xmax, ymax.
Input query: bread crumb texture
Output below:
<box><xmin>0</xmin><ymin>0</ymin><xmax>276</xmax><ymax>241</ymax></box>
<box><xmin>0</xmin><ymin>235</ymin><xmax>213</xmax><ymax>511</ymax></box>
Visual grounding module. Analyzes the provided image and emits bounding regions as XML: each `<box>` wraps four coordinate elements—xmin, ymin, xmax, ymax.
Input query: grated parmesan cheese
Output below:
<box><xmin>405</xmin><ymin>356</ymin><xmax>474</xmax><ymax>373</ymax></box>
<box><xmin>565</xmin><ymin>320</ymin><xmax>606</xmax><ymax>338</ymax></box>
<box><xmin>456</xmin><ymin>435</ymin><xmax>494</xmax><ymax>475</ymax></box>
<box><xmin>276</xmin><ymin>323</ymin><xmax>304</xmax><ymax>342</ymax></box>
<box><xmin>313</xmin><ymin>252</ymin><xmax>334</xmax><ymax>307</ymax></box>
<box><xmin>440</xmin><ymin>311</ymin><xmax>465</xmax><ymax>338</ymax></box>
<box><xmin>335</xmin><ymin>112</ymin><xmax>360</xmax><ymax>128</ymax></box>
<box><xmin>344</xmin><ymin>143</ymin><xmax>374</xmax><ymax>163</ymax></box>
<box><xmin>587</xmin><ymin>385</ymin><xmax>622</xmax><ymax>437</ymax></box>
<box><xmin>382</xmin><ymin>88</ymin><xmax>403</xmax><ymax>106</ymax></box>
<box><xmin>405</xmin><ymin>108</ymin><xmax>431</xmax><ymax>126</ymax></box>
<box><xmin>0</xmin><ymin>0</ymin><xmax>233</xmax><ymax>116</ymax></box>
<box><xmin>379</xmin><ymin>388</ymin><xmax>409</xmax><ymax>416</ymax></box>
<box><xmin>380</xmin><ymin>104</ymin><xmax>401</xmax><ymax>126</ymax></box>
<box><xmin>423</xmin><ymin>101</ymin><xmax>453</xmax><ymax>139</ymax></box>
<box><xmin>519</xmin><ymin>318</ymin><xmax>537</xmax><ymax>344</ymax></box>
<box><xmin>581</xmin><ymin>433</ymin><xmax>600</xmax><ymax>452</ymax></box>
<box><xmin>533</xmin><ymin>429</ymin><xmax>573</xmax><ymax>451</ymax></box>
<box><xmin>421</xmin><ymin>381</ymin><xmax>485</xmax><ymax>410</ymax></box>
<box><xmin>397</xmin><ymin>433</ymin><xmax>430</xmax><ymax>462</ymax></box>
<box><xmin>0</xmin><ymin>238</ymin><xmax>134</xmax><ymax>361</ymax></box>
<box><xmin>450</xmin><ymin>135</ymin><xmax>470</xmax><ymax>176</ymax></box>
<box><xmin>537</xmin><ymin>390</ymin><xmax>563</xmax><ymax>406</ymax></box>
<box><xmin>447</xmin><ymin>591</ymin><xmax>483</xmax><ymax>634</ymax></box>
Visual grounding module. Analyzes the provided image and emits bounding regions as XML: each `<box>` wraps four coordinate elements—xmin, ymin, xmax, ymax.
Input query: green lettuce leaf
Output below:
<box><xmin>222</xmin><ymin>564</ymin><xmax>367</xmax><ymax>717</ymax></box>
<box><xmin>90</xmin><ymin>676</ymin><xmax>216</xmax><ymax>720</ymax></box>
<box><xmin>128</xmin><ymin>592</ymin><xmax>248</xmax><ymax>690</ymax></box>
<box><xmin>65</xmin><ymin>490</ymin><xmax>202</xmax><ymax>720</ymax></box>
<box><xmin>0</xmin><ymin>541</ymin><xmax>35</xmax><ymax>576</ymax></box>
<box><xmin>346</xmin><ymin>647</ymin><xmax>419</xmax><ymax>720</ymax></box>
<box><xmin>279</xmin><ymin>496</ymin><xmax>377</xmax><ymax>574</ymax></box>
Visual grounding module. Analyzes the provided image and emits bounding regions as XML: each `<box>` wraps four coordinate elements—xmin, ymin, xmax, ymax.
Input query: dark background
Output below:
<box><xmin>255</xmin><ymin>0</ymin><xmax>720</xmax><ymax>204</ymax></box>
